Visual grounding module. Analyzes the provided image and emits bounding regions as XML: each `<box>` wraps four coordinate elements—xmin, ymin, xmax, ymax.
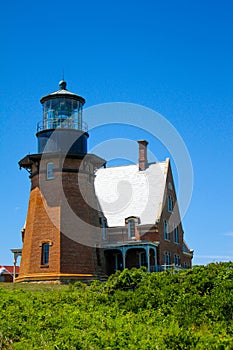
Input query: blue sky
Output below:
<box><xmin>0</xmin><ymin>0</ymin><xmax>232</xmax><ymax>266</ymax></box>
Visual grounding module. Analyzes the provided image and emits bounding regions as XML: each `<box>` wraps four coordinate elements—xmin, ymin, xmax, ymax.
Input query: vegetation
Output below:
<box><xmin>0</xmin><ymin>263</ymin><xmax>232</xmax><ymax>349</ymax></box>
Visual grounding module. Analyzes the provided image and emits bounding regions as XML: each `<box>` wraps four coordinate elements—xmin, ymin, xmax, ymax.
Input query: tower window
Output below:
<box><xmin>41</xmin><ymin>243</ymin><xmax>50</xmax><ymax>265</ymax></box>
<box><xmin>47</xmin><ymin>163</ymin><xmax>54</xmax><ymax>180</ymax></box>
<box><xmin>168</xmin><ymin>196</ymin><xmax>173</xmax><ymax>212</ymax></box>
<box><xmin>101</xmin><ymin>218</ymin><xmax>107</xmax><ymax>240</ymax></box>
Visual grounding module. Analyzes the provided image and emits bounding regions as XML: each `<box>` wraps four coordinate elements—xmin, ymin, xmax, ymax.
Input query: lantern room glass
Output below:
<box><xmin>41</xmin><ymin>97</ymin><xmax>83</xmax><ymax>131</ymax></box>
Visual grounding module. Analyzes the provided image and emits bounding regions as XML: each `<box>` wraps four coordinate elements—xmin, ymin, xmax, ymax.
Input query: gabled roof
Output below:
<box><xmin>94</xmin><ymin>159</ymin><xmax>169</xmax><ymax>227</ymax></box>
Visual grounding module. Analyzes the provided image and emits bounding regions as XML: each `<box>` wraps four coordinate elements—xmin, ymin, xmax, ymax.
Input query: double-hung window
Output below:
<box><xmin>128</xmin><ymin>219</ymin><xmax>135</xmax><ymax>238</ymax></box>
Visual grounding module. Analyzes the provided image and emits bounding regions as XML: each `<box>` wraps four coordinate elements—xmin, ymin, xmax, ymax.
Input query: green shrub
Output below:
<box><xmin>0</xmin><ymin>263</ymin><xmax>232</xmax><ymax>349</ymax></box>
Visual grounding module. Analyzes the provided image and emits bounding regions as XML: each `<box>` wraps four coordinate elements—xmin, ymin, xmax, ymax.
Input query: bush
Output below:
<box><xmin>0</xmin><ymin>263</ymin><xmax>232</xmax><ymax>349</ymax></box>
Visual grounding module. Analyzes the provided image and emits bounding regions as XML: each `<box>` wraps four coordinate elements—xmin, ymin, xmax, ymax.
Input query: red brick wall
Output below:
<box><xmin>157</xmin><ymin>161</ymin><xmax>193</xmax><ymax>267</ymax></box>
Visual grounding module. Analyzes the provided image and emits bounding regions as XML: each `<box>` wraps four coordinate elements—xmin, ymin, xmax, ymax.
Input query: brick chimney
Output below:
<box><xmin>137</xmin><ymin>140</ymin><xmax>148</xmax><ymax>171</ymax></box>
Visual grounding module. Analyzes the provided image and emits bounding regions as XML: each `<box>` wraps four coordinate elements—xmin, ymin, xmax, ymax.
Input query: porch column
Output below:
<box><xmin>122</xmin><ymin>247</ymin><xmax>126</xmax><ymax>269</ymax></box>
<box><xmin>113</xmin><ymin>254</ymin><xmax>118</xmax><ymax>271</ymax></box>
<box><xmin>153</xmin><ymin>247</ymin><xmax>158</xmax><ymax>272</ymax></box>
<box><xmin>146</xmin><ymin>245</ymin><xmax>150</xmax><ymax>272</ymax></box>
<box><xmin>11</xmin><ymin>249</ymin><xmax>22</xmax><ymax>282</ymax></box>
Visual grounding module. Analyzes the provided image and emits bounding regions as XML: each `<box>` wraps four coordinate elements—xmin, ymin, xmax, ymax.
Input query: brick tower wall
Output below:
<box><xmin>17</xmin><ymin>153</ymin><xmax>106</xmax><ymax>282</ymax></box>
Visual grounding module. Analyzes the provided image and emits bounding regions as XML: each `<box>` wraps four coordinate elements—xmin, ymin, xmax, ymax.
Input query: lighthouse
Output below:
<box><xmin>17</xmin><ymin>81</ymin><xmax>106</xmax><ymax>283</ymax></box>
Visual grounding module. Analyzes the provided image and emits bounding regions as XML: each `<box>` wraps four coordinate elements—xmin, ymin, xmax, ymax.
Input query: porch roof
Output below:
<box><xmin>103</xmin><ymin>240</ymin><xmax>160</xmax><ymax>250</ymax></box>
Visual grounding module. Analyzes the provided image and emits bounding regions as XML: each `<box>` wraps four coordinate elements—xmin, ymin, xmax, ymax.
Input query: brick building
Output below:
<box><xmin>16</xmin><ymin>81</ymin><xmax>193</xmax><ymax>283</ymax></box>
<box><xmin>95</xmin><ymin>141</ymin><xmax>193</xmax><ymax>274</ymax></box>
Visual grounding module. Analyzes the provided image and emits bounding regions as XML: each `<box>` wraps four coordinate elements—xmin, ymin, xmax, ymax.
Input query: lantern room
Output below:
<box><xmin>36</xmin><ymin>81</ymin><xmax>88</xmax><ymax>155</ymax></box>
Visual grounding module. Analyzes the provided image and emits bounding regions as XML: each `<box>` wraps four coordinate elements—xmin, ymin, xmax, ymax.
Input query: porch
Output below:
<box><xmin>104</xmin><ymin>241</ymin><xmax>159</xmax><ymax>275</ymax></box>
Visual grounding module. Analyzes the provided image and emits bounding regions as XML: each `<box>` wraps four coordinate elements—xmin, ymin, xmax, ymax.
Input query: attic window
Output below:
<box><xmin>168</xmin><ymin>182</ymin><xmax>173</xmax><ymax>190</ymax></box>
<box><xmin>168</xmin><ymin>196</ymin><xmax>173</xmax><ymax>212</ymax></box>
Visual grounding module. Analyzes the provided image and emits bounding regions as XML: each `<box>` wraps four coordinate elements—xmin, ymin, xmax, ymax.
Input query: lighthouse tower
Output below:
<box><xmin>17</xmin><ymin>81</ymin><xmax>106</xmax><ymax>283</ymax></box>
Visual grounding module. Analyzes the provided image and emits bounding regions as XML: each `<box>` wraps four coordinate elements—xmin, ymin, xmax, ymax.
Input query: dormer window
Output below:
<box><xmin>47</xmin><ymin>162</ymin><xmax>54</xmax><ymax>180</ymax></box>
<box><xmin>128</xmin><ymin>219</ymin><xmax>135</xmax><ymax>238</ymax></box>
<box><xmin>125</xmin><ymin>217</ymin><xmax>139</xmax><ymax>238</ymax></box>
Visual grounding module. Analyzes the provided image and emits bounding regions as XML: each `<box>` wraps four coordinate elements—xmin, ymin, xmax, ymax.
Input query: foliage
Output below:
<box><xmin>0</xmin><ymin>263</ymin><xmax>232</xmax><ymax>349</ymax></box>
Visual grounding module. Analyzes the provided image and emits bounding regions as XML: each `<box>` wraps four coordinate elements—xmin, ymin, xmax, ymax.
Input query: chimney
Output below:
<box><xmin>137</xmin><ymin>140</ymin><xmax>148</xmax><ymax>171</ymax></box>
